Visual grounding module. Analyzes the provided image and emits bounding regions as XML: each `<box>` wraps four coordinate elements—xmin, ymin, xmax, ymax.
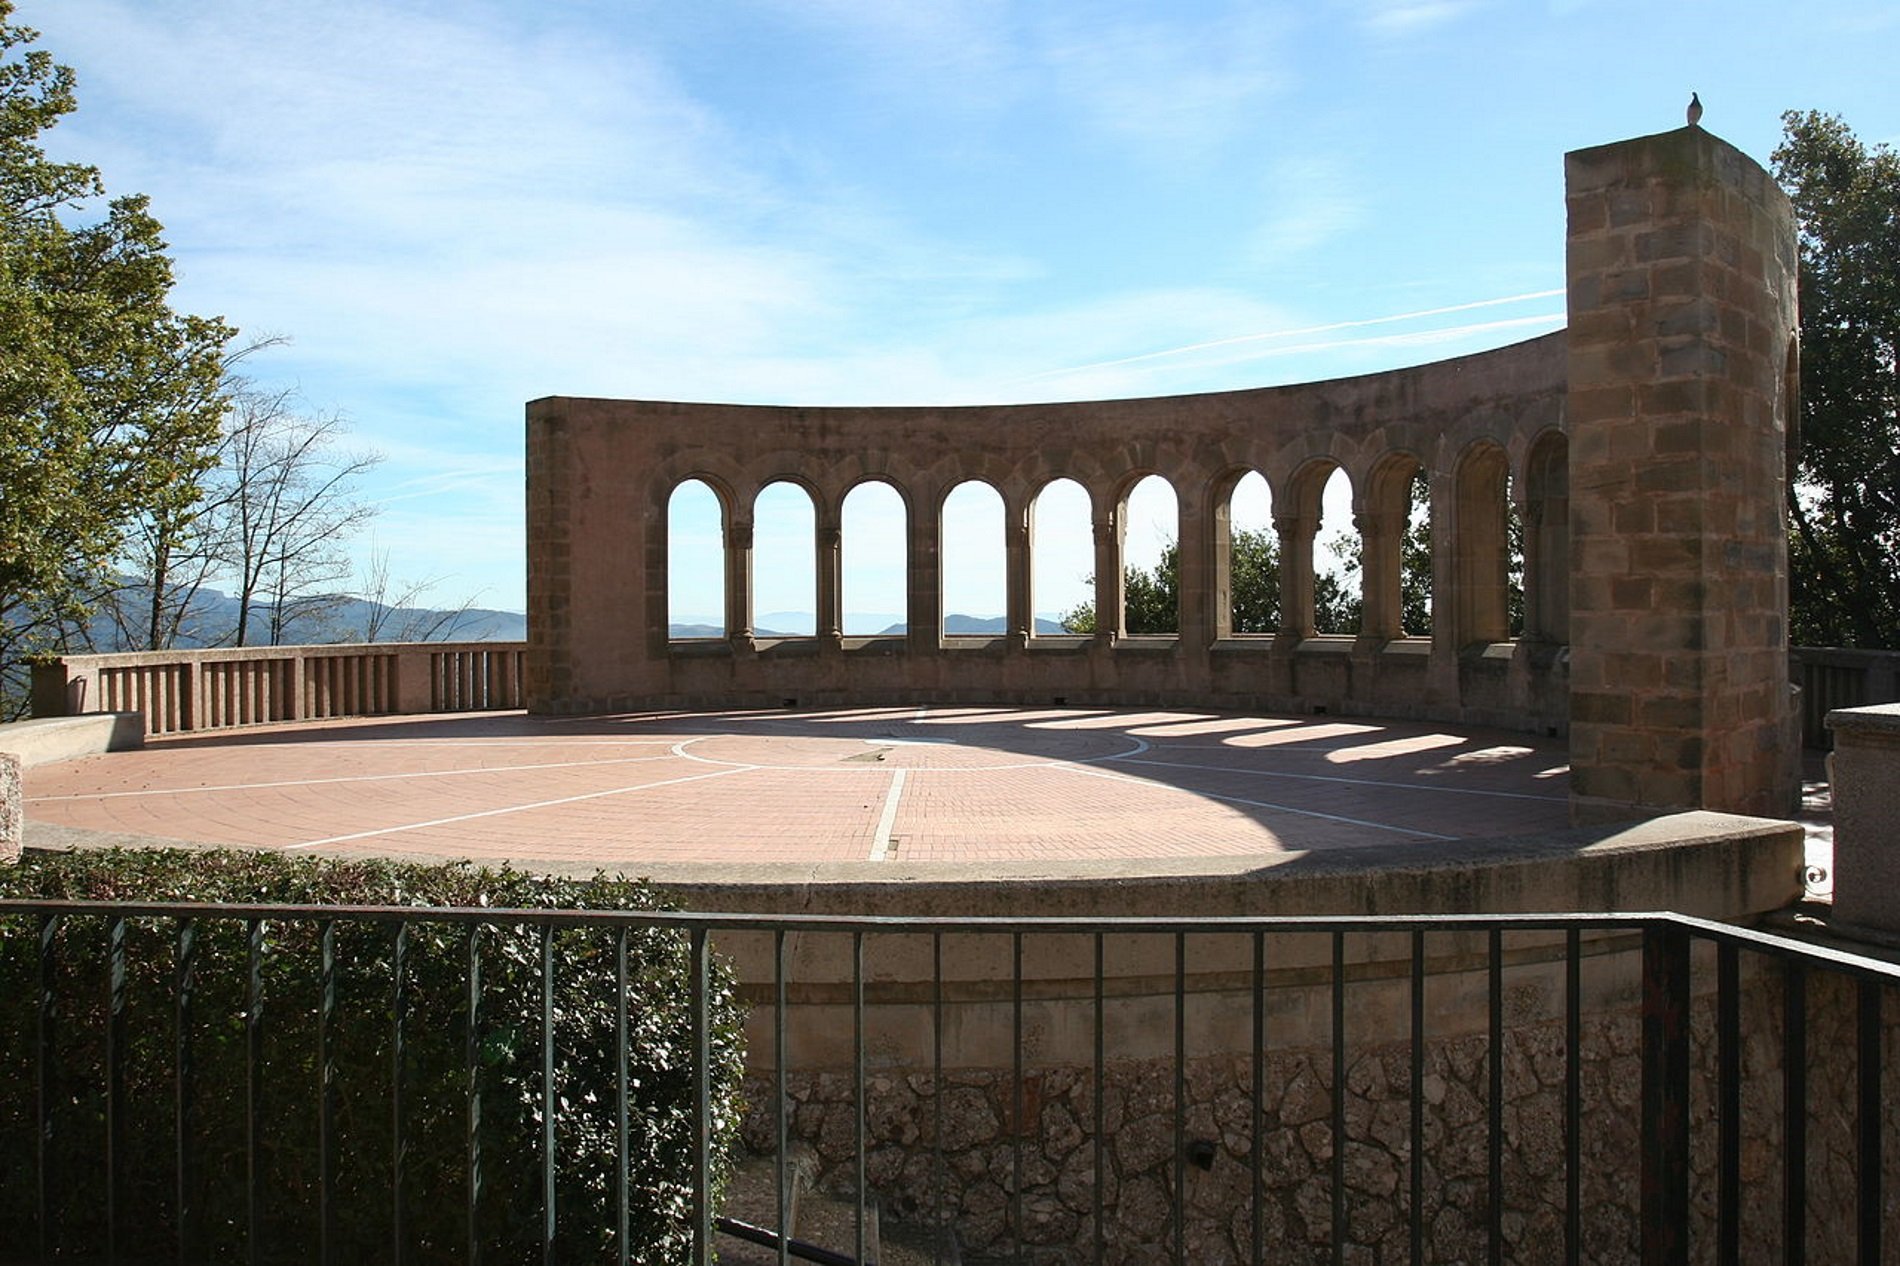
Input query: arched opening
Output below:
<box><xmin>941</xmin><ymin>480</ymin><xmax>1006</xmax><ymax>635</ymax></box>
<box><xmin>1034</xmin><ymin>478</ymin><xmax>1095</xmax><ymax>634</ymax></box>
<box><xmin>1453</xmin><ymin>442</ymin><xmax>1511</xmax><ymax>646</ymax></box>
<box><xmin>1120</xmin><ymin>474</ymin><xmax>1179</xmax><ymax>634</ymax></box>
<box><xmin>841</xmin><ymin>480</ymin><xmax>908</xmax><ymax>635</ymax></box>
<box><xmin>752</xmin><ymin>481</ymin><xmax>816</xmax><ymax>636</ymax></box>
<box><xmin>666</xmin><ymin>478</ymin><xmax>726</xmax><ymax>637</ymax></box>
<box><xmin>1222</xmin><ymin>470</ymin><xmax>1278</xmax><ymax>635</ymax></box>
<box><xmin>1523</xmin><ymin>432</ymin><xmax>1569</xmax><ymax>643</ymax></box>
<box><xmin>1361</xmin><ymin>455</ymin><xmax>1431</xmax><ymax>639</ymax></box>
<box><xmin>1313</xmin><ymin>466</ymin><xmax>1360</xmax><ymax>634</ymax></box>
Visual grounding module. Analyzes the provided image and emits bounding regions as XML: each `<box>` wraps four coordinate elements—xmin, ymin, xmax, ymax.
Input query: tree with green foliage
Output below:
<box><xmin>0</xmin><ymin>4</ymin><xmax>231</xmax><ymax>714</ymax></box>
<box><xmin>1060</xmin><ymin>526</ymin><xmax>1367</xmax><ymax>635</ymax></box>
<box><xmin>1772</xmin><ymin>111</ymin><xmax>1900</xmax><ymax>648</ymax></box>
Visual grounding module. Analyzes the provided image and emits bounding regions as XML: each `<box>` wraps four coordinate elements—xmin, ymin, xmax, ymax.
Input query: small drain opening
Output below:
<box><xmin>781</xmin><ymin>697</ymin><xmax>798</xmax><ymax>709</ymax></box>
<box><xmin>1052</xmin><ymin>695</ymin><xmax>1068</xmax><ymax>706</ymax></box>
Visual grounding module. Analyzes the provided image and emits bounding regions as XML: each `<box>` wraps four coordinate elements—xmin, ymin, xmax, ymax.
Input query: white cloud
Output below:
<box><xmin>1033</xmin><ymin>7</ymin><xmax>1294</xmax><ymax>161</ymax></box>
<box><xmin>1339</xmin><ymin>0</ymin><xmax>1486</xmax><ymax>38</ymax></box>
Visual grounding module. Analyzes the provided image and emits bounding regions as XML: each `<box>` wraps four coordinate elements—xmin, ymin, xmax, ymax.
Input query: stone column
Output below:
<box><xmin>1092</xmin><ymin>507</ymin><xmax>1122</xmax><ymax>642</ymax></box>
<box><xmin>1176</xmin><ymin>487</ymin><xmax>1209</xmax><ymax>644</ymax></box>
<box><xmin>1005</xmin><ymin>500</ymin><xmax>1032</xmax><ymax>647</ymax></box>
<box><xmin>1274</xmin><ymin>513</ymin><xmax>1316</xmax><ymax>641</ymax></box>
<box><xmin>726</xmin><ymin>516</ymin><xmax>755</xmax><ymax>650</ymax></box>
<box><xmin>815</xmin><ymin>510</ymin><xmax>843</xmax><ymax>647</ymax></box>
<box><xmin>1356</xmin><ymin>510</ymin><xmax>1399</xmax><ymax>642</ymax></box>
<box><xmin>1565</xmin><ymin>126</ymin><xmax>1799</xmax><ymax>820</ymax></box>
<box><xmin>907</xmin><ymin>492</ymin><xmax>941</xmax><ymax>651</ymax></box>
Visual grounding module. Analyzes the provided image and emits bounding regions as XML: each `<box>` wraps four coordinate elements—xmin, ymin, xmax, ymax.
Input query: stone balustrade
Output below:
<box><xmin>30</xmin><ymin>642</ymin><xmax>526</xmax><ymax>736</ymax></box>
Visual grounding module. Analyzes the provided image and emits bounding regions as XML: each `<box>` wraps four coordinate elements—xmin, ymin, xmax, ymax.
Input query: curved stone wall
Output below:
<box><xmin>526</xmin><ymin>331</ymin><xmax>1570</xmax><ymax>732</ymax></box>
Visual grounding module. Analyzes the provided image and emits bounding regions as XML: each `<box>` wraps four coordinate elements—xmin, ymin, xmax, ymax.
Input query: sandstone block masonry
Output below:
<box><xmin>526</xmin><ymin>126</ymin><xmax>1799</xmax><ymax>821</ymax></box>
<box><xmin>1564</xmin><ymin>127</ymin><xmax>1800</xmax><ymax>820</ymax></box>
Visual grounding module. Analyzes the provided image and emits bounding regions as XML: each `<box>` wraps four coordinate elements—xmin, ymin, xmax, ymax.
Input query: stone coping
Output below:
<box><xmin>0</xmin><ymin>713</ymin><xmax>144</xmax><ymax>768</ymax></box>
<box><xmin>1827</xmin><ymin>702</ymin><xmax>1900</xmax><ymax>738</ymax></box>
<box><xmin>23</xmin><ymin>809</ymin><xmax>1803</xmax><ymax>925</ymax></box>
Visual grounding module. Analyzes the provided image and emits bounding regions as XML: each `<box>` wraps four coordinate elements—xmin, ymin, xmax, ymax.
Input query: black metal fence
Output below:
<box><xmin>0</xmin><ymin>901</ymin><xmax>1893</xmax><ymax>1266</ymax></box>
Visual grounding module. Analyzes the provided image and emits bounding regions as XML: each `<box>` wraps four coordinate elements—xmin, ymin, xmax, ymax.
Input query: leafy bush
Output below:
<box><xmin>0</xmin><ymin>848</ymin><xmax>747</xmax><ymax>1263</ymax></box>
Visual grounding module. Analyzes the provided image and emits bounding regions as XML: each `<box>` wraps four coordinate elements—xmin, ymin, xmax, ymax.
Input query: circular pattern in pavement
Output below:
<box><xmin>22</xmin><ymin>704</ymin><xmax>1573</xmax><ymax>868</ymax></box>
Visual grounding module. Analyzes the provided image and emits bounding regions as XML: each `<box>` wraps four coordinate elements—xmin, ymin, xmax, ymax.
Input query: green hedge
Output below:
<box><xmin>0</xmin><ymin>848</ymin><xmax>747</xmax><ymax>1263</ymax></box>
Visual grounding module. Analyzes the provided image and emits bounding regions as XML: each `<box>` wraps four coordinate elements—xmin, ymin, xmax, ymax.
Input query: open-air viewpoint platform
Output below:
<box><xmin>21</xmin><ymin>704</ymin><xmax>1577</xmax><ymax>871</ymax></box>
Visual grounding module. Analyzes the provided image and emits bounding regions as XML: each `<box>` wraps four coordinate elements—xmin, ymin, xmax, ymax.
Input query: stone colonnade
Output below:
<box><xmin>527</xmin><ymin>126</ymin><xmax>1797</xmax><ymax>820</ymax></box>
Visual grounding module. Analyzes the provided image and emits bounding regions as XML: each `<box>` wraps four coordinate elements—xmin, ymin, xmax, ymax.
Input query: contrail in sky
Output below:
<box><xmin>1028</xmin><ymin>287</ymin><xmax>1567</xmax><ymax>381</ymax></box>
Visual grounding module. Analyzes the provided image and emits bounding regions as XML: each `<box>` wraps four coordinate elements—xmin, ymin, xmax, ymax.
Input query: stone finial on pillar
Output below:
<box><xmin>1564</xmin><ymin>126</ymin><xmax>1800</xmax><ymax>821</ymax></box>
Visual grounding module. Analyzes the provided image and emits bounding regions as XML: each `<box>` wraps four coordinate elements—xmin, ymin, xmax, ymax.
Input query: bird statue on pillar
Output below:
<box><xmin>1686</xmin><ymin>92</ymin><xmax>1703</xmax><ymax>126</ymax></box>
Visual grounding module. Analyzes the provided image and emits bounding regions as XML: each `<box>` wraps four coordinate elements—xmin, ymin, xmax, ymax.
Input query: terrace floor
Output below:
<box><xmin>21</xmin><ymin>705</ymin><xmax>1587</xmax><ymax>869</ymax></box>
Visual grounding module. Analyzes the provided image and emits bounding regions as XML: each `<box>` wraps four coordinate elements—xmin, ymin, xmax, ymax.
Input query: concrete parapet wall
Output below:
<box><xmin>636</xmin><ymin>810</ymin><xmax>1802</xmax><ymax>1068</ymax></box>
<box><xmin>0</xmin><ymin>713</ymin><xmax>144</xmax><ymax>768</ymax></box>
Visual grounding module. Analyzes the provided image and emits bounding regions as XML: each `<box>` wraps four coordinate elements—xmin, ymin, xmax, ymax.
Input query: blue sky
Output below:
<box><xmin>25</xmin><ymin>0</ymin><xmax>1899</xmax><ymax>623</ymax></box>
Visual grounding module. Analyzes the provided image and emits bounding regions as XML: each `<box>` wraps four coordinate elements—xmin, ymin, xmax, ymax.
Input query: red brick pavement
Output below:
<box><xmin>23</xmin><ymin>706</ymin><xmax>1573</xmax><ymax>867</ymax></box>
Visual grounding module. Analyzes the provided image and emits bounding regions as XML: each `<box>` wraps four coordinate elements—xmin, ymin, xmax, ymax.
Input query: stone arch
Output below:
<box><xmin>1029</xmin><ymin>475</ymin><xmax>1095</xmax><ymax>635</ymax></box>
<box><xmin>665</xmin><ymin>477</ymin><xmax>731</xmax><ymax>639</ymax></box>
<box><xmin>1113</xmin><ymin>471</ymin><xmax>1181</xmax><ymax>635</ymax></box>
<box><xmin>1360</xmin><ymin>451</ymin><xmax>1430</xmax><ymax>640</ymax></box>
<box><xmin>840</xmin><ymin>477</ymin><xmax>910</xmax><ymax>636</ymax></box>
<box><xmin>751</xmin><ymin>479</ymin><xmax>818</xmax><ymax>637</ymax></box>
<box><xmin>1278</xmin><ymin>458</ymin><xmax>1351</xmax><ymax>639</ymax></box>
<box><xmin>1452</xmin><ymin>439</ymin><xmax>1512</xmax><ymax>647</ymax></box>
<box><xmin>939</xmin><ymin>479</ymin><xmax>1007</xmax><ymax>636</ymax></box>
<box><xmin>1522</xmin><ymin>429</ymin><xmax>1570</xmax><ymax>643</ymax></box>
<box><xmin>1211</xmin><ymin>468</ymin><xmax>1278</xmax><ymax>637</ymax></box>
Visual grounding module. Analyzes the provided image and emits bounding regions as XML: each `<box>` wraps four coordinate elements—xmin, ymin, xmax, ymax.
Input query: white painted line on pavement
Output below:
<box><xmin>869</xmin><ymin>769</ymin><xmax>908</xmax><ymax>861</ymax></box>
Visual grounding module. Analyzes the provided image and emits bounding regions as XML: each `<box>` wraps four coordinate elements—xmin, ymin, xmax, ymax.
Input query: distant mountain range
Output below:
<box><xmin>668</xmin><ymin>613</ymin><xmax>1068</xmax><ymax>638</ymax></box>
<box><xmin>84</xmin><ymin>582</ymin><xmax>526</xmax><ymax>649</ymax></box>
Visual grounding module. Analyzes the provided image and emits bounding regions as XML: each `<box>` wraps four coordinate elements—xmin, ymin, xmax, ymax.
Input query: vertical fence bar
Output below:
<box><xmin>175</xmin><ymin>917</ymin><xmax>195</xmax><ymax>1266</ymax></box>
<box><xmin>1717</xmin><ymin>941</ymin><xmax>1740</xmax><ymax>1265</ymax></box>
<box><xmin>1332</xmin><ymin>930</ymin><xmax>1346</xmax><ymax>1266</ymax></box>
<box><xmin>1253</xmin><ymin>930</ymin><xmax>1266</xmax><ymax>1266</ymax></box>
<box><xmin>392</xmin><ymin>922</ymin><xmax>408</xmax><ymax>1266</ymax></box>
<box><xmin>247</xmin><ymin>919</ymin><xmax>266</xmax><ymax>1266</ymax></box>
<box><xmin>1011</xmin><ymin>930</ymin><xmax>1023</xmax><ymax>1264</ymax></box>
<box><xmin>1411</xmin><ymin>929</ymin><xmax>1425</xmax><ymax>1266</ymax></box>
<box><xmin>1565</xmin><ymin>928</ymin><xmax>1581</xmax><ymax>1266</ymax></box>
<box><xmin>107</xmin><ymin>915</ymin><xmax>126</xmax><ymax>1266</ymax></box>
<box><xmin>932</xmin><ymin>932</ymin><xmax>945</xmax><ymax>1266</ymax></box>
<box><xmin>1174</xmin><ymin>931</ymin><xmax>1187</xmax><ymax>1266</ymax></box>
<box><xmin>541</xmin><ymin>924</ymin><xmax>557</xmax><ymax>1266</ymax></box>
<box><xmin>613</xmin><ymin>926</ymin><xmax>626</xmax><ymax>1266</ymax></box>
<box><xmin>777</xmin><ymin>930</ymin><xmax>791</xmax><ymax>1266</ymax></box>
<box><xmin>468</xmin><ymin>924</ymin><xmax>485</xmax><ymax>1266</ymax></box>
<box><xmin>694</xmin><ymin>927</ymin><xmax>713</xmax><ymax>1266</ymax></box>
<box><xmin>854</xmin><ymin>930</ymin><xmax>867</xmax><ymax>1266</ymax></box>
<box><xmin>38</xmin><ymin>913</ymin><xmax>56</xmax><ymax>1265</ymax></box>
<box><xmin>1095</xmin><ymin>931</ymin><xmax>1107</xmax><ymax>1266</ymax></box>
<box><xmin>319</xmin><ymin>921</ymin><xmax>337</xmax><ymax>1266</ymax></box>
<box><xmin>1785</xmin><ymin>959</ymin><xmax>1807</xmax><ymax>1266</ymax></box>
<box><xmin>1487</xmin><ymin>928</ymin><xmax>1503</xmax><ymax>1266</ymax></box>
<box><xmin>1640</xmin><ymin>922</ymin><xmax>1691</xmax><ymax>1266</ymax></box>
<box><xmin>1857</xmin><ymin>976</ymin><xmax>1881</xmax><ymax>1266</ymax></box>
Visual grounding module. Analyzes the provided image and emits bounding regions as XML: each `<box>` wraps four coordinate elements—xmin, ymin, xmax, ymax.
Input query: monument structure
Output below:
<box><xmin>525</xmin><ymin>124</ymin><xmax>1800</xmax><ymax>822</ymax></box>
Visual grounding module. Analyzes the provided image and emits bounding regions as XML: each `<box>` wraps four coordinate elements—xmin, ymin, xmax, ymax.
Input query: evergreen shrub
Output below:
<box><xmin>0</xmin><ymin>848</ymin><xmax>746</xmax><ymax>1263</ymax></box>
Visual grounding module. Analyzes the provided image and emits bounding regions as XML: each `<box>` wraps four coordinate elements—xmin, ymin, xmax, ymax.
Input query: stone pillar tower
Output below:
<box><xmin>1565</xmin><ymin>126</ymin><xmax>1800</xmax><ymax>821</ymax></box>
